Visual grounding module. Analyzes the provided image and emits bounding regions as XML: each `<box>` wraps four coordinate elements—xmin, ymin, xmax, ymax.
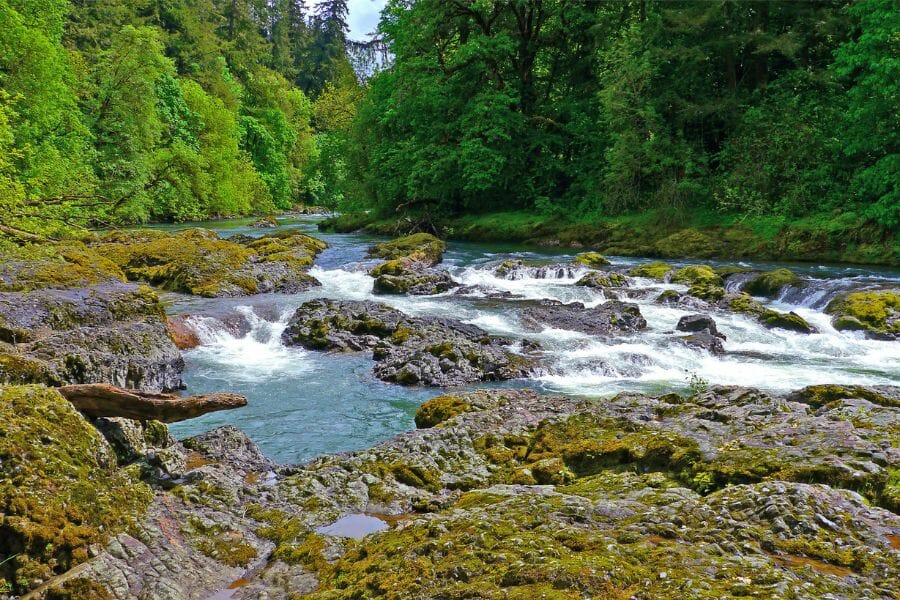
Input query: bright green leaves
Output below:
<box><xmin>833</xmin><ymin>0</ymin><xmax>900</xmax><ymax>228</ymax></box>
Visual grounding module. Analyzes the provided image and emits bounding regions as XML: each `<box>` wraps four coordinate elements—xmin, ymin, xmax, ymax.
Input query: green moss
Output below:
<box><xmin>628</xmin><ymin>261</ymin><xmax>673</xmax><ymax>280</ymax></box>
<box><xmin>390</xmin><ymin>326</ymin><xmax>413</xmax><ymax>344</ymax></box>
<box><xmin>370</xmin><ymin>259</ymin><xmax>406</xmax><ymax>277</ymax></box>
<box><xmin>0</xmin><ymin>353</ymin><xmax>60</xmax><ymax>385</ymax></box>
<box><xmin>742</xmin><ymin>269</ymin><xmax>801</xmax><ymax>297</ymax></box>
<box><xmin>185</xmin><ymin>517</ymin><xmax>258</xmax><ymax>567</ymax></box>
<box><xmin>826</xmin><ymin>291</ymin><xmax>899</xmax><ymax>335</ymax></box>
<box><xmin>728</xmin><ymin>293</ymin><xmax>765</xmax><ymax>315</ymax></box>
<box><xmin>670</xmin><ymin>265</ymin><xmax>723</xmax><ymax>287</ymax></box>
<box><xmin>655</xmin><ymin>290</ymin><xmax>680</xmax><ymax>303</ymax></box>
<box><xmin>575</xmin><ymin>272</ymin><xmax>627</xmax><ymax>288</ymax></box>
<box><xmin>92</xmin><ymin>228</ymin><xmax>325</xmax><ymax>297</ymax></box>
<box><xmin>881</xmin><ymin>468</ymin><xmax>900</xmax><ymax>512</ymax></box>
<box><xmin>758</xmin><ymin>309</ymin><xmax>814</xmax><ymax>333</ymax></box>
<box><xmin>0</xmin><ymin>386</ymin><xmax>151</xmax><ymax>595</ymax></box>
<box><xmin>94</xmin><ymin>229</ymin><xmax>254</xmax><ymax>296</ymax></box>
<box><xmin>43</xmin><ymin>577</ymin><xmax>114</xmax><ymax>600</ymax></box>
<box><xmin>688</xmin><ymin>283</ymin><xmax>726</xmax><ymax>302</ymax></box>
<box><xmin>789</xmin><ymin>385</ymin><xmax>897</xmax><ymax>409</ymax></box>
<box><xmin>0</xmin><ymin>243</ymin><xmax>125</xmax><ymax>292</ymax></box>
<box><xmin>573</xmin><ymin>252</ymin><xmax>610</xmax><ymax>268</ymax></box>
<box><xmin>368</xmin><ymin>233</ymin><xmax>446</xmax><ymax>265</ymax></box>
<box><xmin>654</xmin><ymin>228</ymin><xmax>718</xmax><ymax>258</ymax></box>
<box><xmin>414</xmin><ymin>395</ymin><xmax>473</xmax><ymax>428</ymax></box>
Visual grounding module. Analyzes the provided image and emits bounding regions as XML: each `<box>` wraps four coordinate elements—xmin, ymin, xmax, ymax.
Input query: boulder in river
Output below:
<box><xmin>759</xmin><ymin>309</ymin><xmax>818</xmax><ymax>334</ymax></box>
<box><xmin>520</xmin><ymin>299</ymin><xmax>647</xmax><ymax>335</ymax></box>
<box><xmin>574</xmin><ymin>271</ymin><xmax>627</xmax><ymax>289</ymax></box>
<box><xmin>675</xmin><ymin>314</ymin><xmax>726</xmax><ymax>354</ymax></box>
<box><xmin>370</xmin><ymin>260</ymin><xmax>458</xmax><ymax>295</ymax></box>
<box><xmin>368</xmin><ymin>232</ymin><xmax>446</xmax><ymax>266</ymax></box>
<box><xmin>826</xmin><ymin>290</ymin><xmax>899</xmax><ymax>340</ymax></box>
<box><xmin>250</xmin><ymin>216</ymin><xmax>279</xmax><ymax>228</ymax></box>
<box><xmin>676</xmin><ymin>313</ymin><xmax>725</xmax><ymax>339</ymax></box>
<box><xmin>742</xmin><ymin>268</ymin><xmax>801</xmax><ymax>298</ymax></box>
<box><xmin>281</xmin><ymin>299</ymin><xmax>535</xmax><ymax>386</ymax></box>
<box><xmin>573</xmin><ymin>251</ymin><xmax>610</xmax><ymax>268</ymax></box>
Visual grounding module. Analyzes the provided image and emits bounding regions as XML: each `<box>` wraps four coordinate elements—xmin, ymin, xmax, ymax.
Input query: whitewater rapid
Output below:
<box><xmin>167</xmin><ymin>221</ymin><xmax>899</xmax><ymax>462</ymax></box>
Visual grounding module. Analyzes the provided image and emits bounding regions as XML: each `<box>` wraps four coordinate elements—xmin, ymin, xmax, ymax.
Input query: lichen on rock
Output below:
<box><xmin>0</xmin><ymin>385</ymin><xmax>152</xmax><ymax>596</ymax></box>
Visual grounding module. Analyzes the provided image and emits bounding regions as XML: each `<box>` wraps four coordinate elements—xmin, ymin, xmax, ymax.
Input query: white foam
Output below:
<box><xmin>185</xmin><ymin>306</ymin><xmax>312</xmax><ymax>381</ymax></box>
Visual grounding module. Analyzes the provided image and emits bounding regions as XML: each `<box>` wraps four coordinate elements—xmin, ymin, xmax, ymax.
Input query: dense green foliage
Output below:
<box><xmin>1</xmin><ymin>0</ymin><xmax>896</xmax><ymax>251</ymax></box>
<box><xmin>348</xmin><ymin>0</ymin><xmax>897</xmax><ymax>231</ymax></box>
<box><xmin>0</xmin><ymin>0</ymin><xmax>360</xmax><ymax>240</ymax></box>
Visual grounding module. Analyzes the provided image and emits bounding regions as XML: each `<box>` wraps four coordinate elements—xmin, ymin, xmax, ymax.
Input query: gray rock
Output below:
<box><xmin>520</xmin><ymin>299</ymin><xmax>647</xmax><ymax>335</ymax></box>
<box><xmin>281</xmin><ymin>299</ymin><xmax>535</xmax><ymax>386</ymax></box>
<box><xmin>0</xmin><ymin>282</ymin><xmax>184</xmax><ymax>391</ymax></box>
<box><xmin>676</xmin><ymin>314</ymin><xmax>725</xmax><ymax>339</ymax></box>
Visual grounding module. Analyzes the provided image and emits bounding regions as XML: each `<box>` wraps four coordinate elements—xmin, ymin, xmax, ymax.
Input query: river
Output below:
<box><xmin>164</xmin><ymin>216</ymin><xmax>900</xmax><ymax>464</ymax></box>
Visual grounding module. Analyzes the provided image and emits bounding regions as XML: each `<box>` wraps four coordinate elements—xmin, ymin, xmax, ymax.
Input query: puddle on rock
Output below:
<box><xmin>315</xmin><ymin>513</ymin><xmax>389</xmax><ymax>539</ymax></box>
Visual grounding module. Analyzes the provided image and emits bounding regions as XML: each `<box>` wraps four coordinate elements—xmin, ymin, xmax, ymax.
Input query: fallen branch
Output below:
<box><xmin>57</xmin><ymin>383</ymin><xmax>247</xmax><ymax>423</ymax></box>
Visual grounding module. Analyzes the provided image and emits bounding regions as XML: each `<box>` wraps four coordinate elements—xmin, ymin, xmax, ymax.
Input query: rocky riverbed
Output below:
<box><xmin>0</xmin><ymin>220</ymin><xmax>898</xmax><ymax>598</ymax></box>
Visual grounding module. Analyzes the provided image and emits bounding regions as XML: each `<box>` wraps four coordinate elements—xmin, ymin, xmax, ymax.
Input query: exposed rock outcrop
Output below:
<box><xmin>11</xmin><ymin>384</ymin><xmax>900</xmax><ymax>599</ymax></box>
<box><xmin>281</xmin><ymin>299</ymin><xmax>535</xmax><ymax>386</ymax></box>
<box><xmin>367</xmin><ymin>233</ymin><xmax>456</xmax><ymax>296</ymax></box>
<box><xmin>91</xmin><ymin>228</ymin><xmax>327</xmax><ymax>297</ymax></box>
<box><xmin>0</xmin><ymin>281</ymin><xmax>184</xmax><ymax>391</ymax></box>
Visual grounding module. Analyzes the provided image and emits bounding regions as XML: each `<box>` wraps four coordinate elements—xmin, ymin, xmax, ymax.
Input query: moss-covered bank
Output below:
<box><xmin>321</xmin><ymin>209</ymin><xmax>899</xmax><ymax>266</ymax></box>
<box><xmin>0</xmin><ymin>386</ymin><xmax>151</xmax><ymax>595</ymax></box>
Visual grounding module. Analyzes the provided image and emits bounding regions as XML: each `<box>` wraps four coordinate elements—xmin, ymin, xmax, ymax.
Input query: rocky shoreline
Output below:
<box><xmin>0</xmin><ymin>229</ymin><xmax>898</xmax><ymax>599</ymax></box>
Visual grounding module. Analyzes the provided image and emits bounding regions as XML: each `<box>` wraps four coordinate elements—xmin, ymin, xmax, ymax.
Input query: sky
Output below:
<box><xmin>307</xmin><ymin>0</ymin><xmax>387</xmax><ymax>40</ymax></box>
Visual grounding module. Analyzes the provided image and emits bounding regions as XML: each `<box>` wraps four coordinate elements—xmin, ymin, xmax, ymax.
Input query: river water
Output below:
<box><xmin>165</xmin><ymin>216</ymin><xmax>900</xmax><ymax>464</ymax></box>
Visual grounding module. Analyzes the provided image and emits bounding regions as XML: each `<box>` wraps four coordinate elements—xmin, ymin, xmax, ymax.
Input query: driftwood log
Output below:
<box><xmin>57</xmin><ymin>383</ymin><xmax>247</xmax><ymax>423</ymax></box>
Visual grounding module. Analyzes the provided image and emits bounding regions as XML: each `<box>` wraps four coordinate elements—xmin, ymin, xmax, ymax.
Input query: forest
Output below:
<box><xmin>0</xmin><ymin>0</ymin><xmax>897</xmax><ymax>243</ymax></box>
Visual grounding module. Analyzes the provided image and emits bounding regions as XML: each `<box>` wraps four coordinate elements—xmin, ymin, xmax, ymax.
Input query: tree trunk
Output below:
<box><xmin>57</xmin><ymin>384</ymin><xmax>247</xmax><ymax>423</ymax></box>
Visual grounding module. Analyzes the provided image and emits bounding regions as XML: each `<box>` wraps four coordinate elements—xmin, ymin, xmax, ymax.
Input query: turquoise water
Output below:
<box><xmin>166</xmin><ymin>216</ymin><xmax>900</xmax><ymax>465</ymax></box>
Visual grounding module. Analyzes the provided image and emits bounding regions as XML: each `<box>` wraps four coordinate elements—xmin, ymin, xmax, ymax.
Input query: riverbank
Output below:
<box><xmin>1</xmin><ymin>223</ymin><xmax>898</xmax><ymax>598</ymax></box>
<box><xmin>320</xmin><ymin>209</ymin><xmax>900</xmax><ymax>267</ymax></box>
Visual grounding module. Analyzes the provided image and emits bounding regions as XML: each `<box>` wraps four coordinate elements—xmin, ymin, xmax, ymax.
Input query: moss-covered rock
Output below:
<box><xmin>758</xmin><ymin>309</ymin><xmax>817</xmax><ymax>334</ymax></box>
<box><xmin>369</xmin><ymin>261</ymin><xmax>457</xmax><ymax>296</ymax></box>
<box><xmin>0</xmin><ymin>282</ymin><xmax>184</xmax><ymax>391</ymax></box>
<box><xmin>0</xmin><ymin>385</ymin><xmax>151</xmax><ymax>595</ymax></box>
<box><xmin>670</xmin><ymin>265</ymin><xmax>723</xmax><ymax>287</ymax></box>
<box><xmin>723</xmin><ymin>292</ymin><xmax>766</xmax><ymax>315</ymax></box>
<box><xmin>573</xmin><ymin>252</ymin><xmax>610</xmax><ymax>268</ymax></box>
<box><xmin>574</xmin><ymin>271</ymin><xmax>627</xmax><ymax>289</ymax></box>
<box><xmin>786</xmin><ymin>384</ymin><xmax>899</xmax><ymax>409</ymax></box>
<box><xmin>0</xmin><ymin>243</ymin><xmax>125</xmax><ymax>292</ymax></box>
<box><xmin>368</xmin><ymin>233</ymin><xmax>446</xmax><ymax>266</ymax></box>
<box><xmin>0</xmin><ymin>352</ymin><xmax>61</xmax><ymax>385</ymax></box>
<box><xmin>742</xmin><ymin>268</ymin><xmax>801</xmax><ymax>297</ymax></box>
<box><xmin>826</xmin><ymin>290</ymin><xmax>900</xmax><ymax>340</ymax></box>
<box><xmin>92</xmin><ymin>228</ymin><xmax>325</xmax><ymax>297</ymax></box>
<box><xmin>414</xmin><ymin>395</ymin><xmax>472</xmax><ymax>428</ymax></box>
<box><xmin>628</xmin><ymin>261</ymin><xmax>673</xmax><ymax>280</ymax></box>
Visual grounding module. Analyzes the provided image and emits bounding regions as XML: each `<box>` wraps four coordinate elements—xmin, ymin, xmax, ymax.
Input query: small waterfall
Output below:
<box><xmin>495</xmin><ymin>262</ymin><xmax>587</xmax><ymax>281</ymax></box>
<box><xmin>182</xmin><ymin>306</ymin><xmax>309</xmax><ymax>381</ymax></box>
<box><xmin>724</xmin><ymin>272</ymin><xmax>757</xmax><ymax>293</ymax></box>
